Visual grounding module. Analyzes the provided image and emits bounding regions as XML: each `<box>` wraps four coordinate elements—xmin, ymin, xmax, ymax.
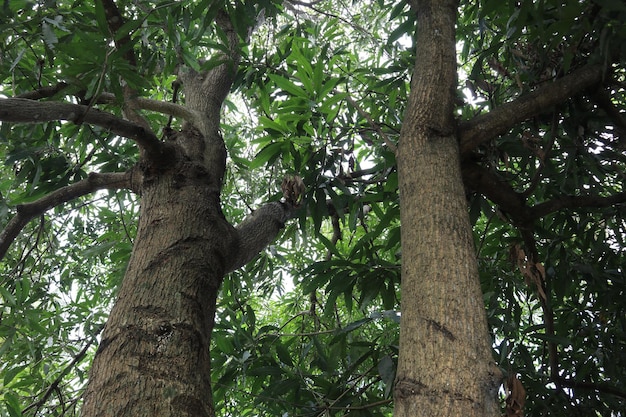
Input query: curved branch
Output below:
<box><xmin>16</xmin><ymin>82</ymin><xmax>70</xmax><ymax>100</ymax></box>
<box><xmin>0</xmin><ymin>171</ymin><xmax>134</xmax><ymax>261</ymax></box>
<box><xmin>462</xmin><ymin>161</ymin><xmax>626</xmax><ymax>226</ymax></box>
<box><xmin>96</xmin><ymin>92</ymin><xmax>200</xmax><ymax>124</ymax></box>
<box><xmin>462</xmin><ymin>162</ymin><xmax>626</xmax><ymax>223</ymax></box>
<box><xmin>0</xmin><ymin>98</ymin><xmax>166</xmax><ymax>159</ymax></box>
<box><xmin>98</xmin><ymin>0</ymin><xmax>155</xmax><ymax>131</ymax></box>
<box><xmin>461</xmin><ymin>162</ymin><xmax>531</xmax><ymax>226</ymax></box>
<box><xmin>459</xmin><ymin>64</ymin><xmax>606</xmax><ymax>155</ymax></box>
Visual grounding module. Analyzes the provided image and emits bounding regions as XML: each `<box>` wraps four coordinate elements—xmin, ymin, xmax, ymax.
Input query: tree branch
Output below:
<box><xmin>16</xmin><ymin>82</ymin><xmax>70</xmax><ymax>100</ymax></box>
<box><xmin>99</xmin><ymin>0</ymin><xmax>154</xmax><ymax>131</ymax></box>
<box><xmin>530</xmin><ymin>192</ymin><xmax>626</xmax><ymax>219</ymax></box>
<box><xmin>461</xmin><ymin>162</ymin><xmax>531</xmax><ymax>226</ymax></box>
<box><xmin>17</xmin><ymin>83</ymin><xmax>199</xmax><ymax>125</ymax></box>
<box><xmin>0</xmin><ymin>98</ymin><xmax>167</xmax><ymax>160</ymax></box>
<box><xmin>97</xmin><ymin>92</ymin><xmax>200</xmax><ymax>124</ymax></box>
<box><xmin>179</xmin><ymin>10</ymin><xmax>242</xmax><ymax>130</ymax></box>
<box><xmin>0</xmin><ymin>171</ymin><xmax>135</xmax><ymax>261</ymax></box>
<box><xmin>463</xmin><ymin>161</ymin><xmax>626</xmax><ymax>225</ymax></box>
<box><xmin>459</xmin><ymin>64</ymin><xmax>606</xmax><ymax>155</ymax></box>
<box><xmin>227</xmin><ymin>201</ymin><xmax>298</xmax><ymax>273</ymax></box>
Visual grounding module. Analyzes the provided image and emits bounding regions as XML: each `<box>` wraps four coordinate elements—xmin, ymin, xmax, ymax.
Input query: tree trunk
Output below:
<box><xmin>80</xmin><ymin>135</ymin><xmax>236</xmax><ymax>417</ymax></box>
<box><xmin>394</xmin><ymin>1</ymin><xmax>501</xmax><ymax>416</ymax></box>
<box><xmin>79</xmin><ymin>16</ymin><xmax>298</xmax><ymax>414</ymax></box>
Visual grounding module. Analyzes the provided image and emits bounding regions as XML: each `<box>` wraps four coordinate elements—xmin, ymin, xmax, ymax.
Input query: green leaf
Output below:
<box><xmin>94</xmin><ymin>0</ymin><xmax>110</xmax><ymax>36</ymax></box>
<box><xmin>529</xmin><ymin>333</ymin><xmax>571</xmax><ymax>347</ymax></box>
<box><xmin>3</xmin><ymin>364</ymin><xmax>28</xmax><ymax>386</ymax></box>
<box><xmin>268</xmin><ymin>74</ymin><xmax>308</xmax><ymax>98</ymax></box>
<box><xmin>3</xmin><ymin>391</ymin><xmax>21</xmax><ymax>417</ymax></box>
<box><xmin>275</xmin><ymin>343</ymin><xmax>293</xmax><ymax>366</ymax></box>
<box><xmin>249</xmin><ymin>142</ymin><xmax>285</xmax><ymax>169</ymax></box>
<box><xmin>378</xmin><ymin>355</ymin><xmax>395</xmax><ymax>397</ymax></box>
<box><xmin>41</xmin><ymin>21</ymin><xmax>58</xmax><ymax>49</ymax></box>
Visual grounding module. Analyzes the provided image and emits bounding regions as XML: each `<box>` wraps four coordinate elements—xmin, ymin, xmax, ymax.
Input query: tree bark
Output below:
<box><xmin>80</xmin><ymin>162</ymin><xmax>236</xmax><ymax>417</ymax></box>
<box><xmin>74</xmin><ymin>10</ymin><xmax>303</xmax><ymax>415</ymax></box>
<box><xmin>394</xmin><ymin>1</ymin><xmax>501</xmax><ymax>416</ymax></box>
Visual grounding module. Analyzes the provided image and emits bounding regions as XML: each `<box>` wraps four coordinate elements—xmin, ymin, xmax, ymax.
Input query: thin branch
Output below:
<box><xmin>0</xmin><ymin>98</ymin><xmax>166</xmax><ymax>159</ymax></box>
<box><xmin>99</xmin><ymin>0</ymin><xmax>153</xmax><ymax>131</ymax></box>
<box><xmin>530</xmin><ymin>192</ymin><xmax>626</xmax><ymax>219</ymax></box>
<box><xmin>555</xmin><ymin>377</ymin><xmax>626</xmax><ymax>400</ymax></box>
<box><xmin>0</xmin><ymin>171</ymin><xmax>134</xmax><ymax>261</ymax></box>
<box><xmin>16</xmin><ymin>82</ymin><xmax>70</xmax><ymax>99</ymax></box>
<box><xmin>22</xmin><ymin>326</ymin><xmax>103</xmax><ymax>414</ymax></box>
<box><xmin>346</xmin><ymin>95</ymin><xmax>397</xmax><ymax>152</ymax></box>
<box><xmin>459</xmin><ymin>64</ymin><xmax>606</xmax><ymax>155</ymax></box>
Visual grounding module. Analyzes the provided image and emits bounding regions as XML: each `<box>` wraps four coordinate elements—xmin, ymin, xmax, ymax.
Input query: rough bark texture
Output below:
<box><xmin>79</xmin><ymin>13</ymin><xmax>296</xmax><ymax>417</ymax></box>
<box><xmin>80</xmin><ymin>162</ymin><xmax>236</xmax><ymax>417</ymax></box>
<box><xmin>394</xmin><ymin>1</ymin><xmax>501</xmax><ymax>416</ymax></box>
<box><xmin>80</xmin><ymin>47</ymin><xmax>241</xmax><ymax>413</ymax></box>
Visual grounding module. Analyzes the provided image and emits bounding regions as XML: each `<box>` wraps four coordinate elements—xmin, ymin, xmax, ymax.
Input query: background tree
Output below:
<box><xmin>1</xmin><ymin>1</ymin><xmax>625</xmax><ymax>417</ymax></box>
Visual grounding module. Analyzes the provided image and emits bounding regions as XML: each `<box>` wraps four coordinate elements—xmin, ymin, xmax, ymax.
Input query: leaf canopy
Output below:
<box><xmin>1</xmin><ymin>0</ymin><xmax>625</xmax><ymax>416</ymax></box>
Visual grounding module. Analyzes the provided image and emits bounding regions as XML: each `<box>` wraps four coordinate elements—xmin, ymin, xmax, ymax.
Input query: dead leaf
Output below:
<box><xmin>281</xmin><ymin>175</ymin><xmax>305</xmax><ymax>207</ymax></box>
<box><xmin>510</xmin><ymin>244</ymin><xmax>547</xmax><ymax>302</ymax></box>
<box><xmin>505</xmin><ymin>374</ymin><xmax>526</xmax><ymax>417</ymax></box>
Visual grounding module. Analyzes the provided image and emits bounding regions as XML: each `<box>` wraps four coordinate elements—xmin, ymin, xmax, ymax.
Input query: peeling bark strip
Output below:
<box><xmin>505</xmin><ymin>375</ymin><xmax>526</xmax><ymax>416</ymax></box>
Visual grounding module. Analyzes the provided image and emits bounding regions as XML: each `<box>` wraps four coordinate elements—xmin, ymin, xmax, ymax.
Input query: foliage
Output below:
<box><xmin>1</xmin><ymin>0</ymin><xmax>625</xmax><ymax>416</ymax></box>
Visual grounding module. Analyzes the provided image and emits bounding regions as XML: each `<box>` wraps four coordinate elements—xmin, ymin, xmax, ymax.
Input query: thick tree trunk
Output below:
<box><xmin>394</xmin><ymin>1</ymin><xmax>501</xmax><ymax>416</ymax></box>
<box><xmin>80</xmin><ymin>146</ymin><xmax>236</xmax><ymax>417</ymax></box>
<box><xmin>79</xmin><ymin>17</ymin><xmax>298</xmax><ymax>414</ymax></box>
<box><xmin>79</xmin><ymin>13</ymin><xmax>246</xmax><ymax>416</ymax></box>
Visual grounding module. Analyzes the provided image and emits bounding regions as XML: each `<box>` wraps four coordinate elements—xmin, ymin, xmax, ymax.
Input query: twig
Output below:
<box><xmin>0</xmin><ymin>171</ymin><xmax>133</xmax><ymax>260</ymax></box>
<box><xmin>22</xmin><ymin>327</ymin><xmax>103</xmax><ymax>414</ymax></box>
<box><xmin>346</xmin><ymin>95</ymin><xmax>397</xmax><ymax>152</ymax></box>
